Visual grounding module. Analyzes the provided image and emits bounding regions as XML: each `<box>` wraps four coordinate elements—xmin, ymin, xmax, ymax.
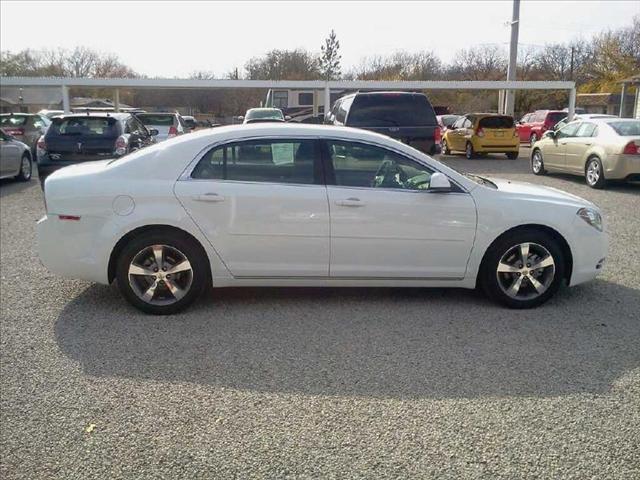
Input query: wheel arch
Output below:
<box><xmin>107</xmin><ymin>224</ymin><xmax>212</xmax><ymax>284</ymax></box>
<box><xmin>476</xmin><ymin>224</ymin><xmax>573</xmax><ymax>287</ymax></box>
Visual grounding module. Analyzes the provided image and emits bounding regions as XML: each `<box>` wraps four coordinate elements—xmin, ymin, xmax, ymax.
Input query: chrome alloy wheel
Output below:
<box><xmin>586</xmin><ymin>159</ymin><xmax>600</xmax><ymax>186</ymax></box>
<box><xmin>128</xmin><ymin>244</ymin><xmax>193</xmax><ymax>306</ymax></box>
<box><xmin>532</xmin><ymin>151</ymin><xmax>543</xmax><ymax>173</ymax></box>
<box><xmin>496</xmin><ymin>242</ymin><xmax>555</xmax><ymax>300</ymax></box>
<box><xmin>21</xmin><ymin>156</ymin><xmax>32</xmax><ymax>179</ymax></box>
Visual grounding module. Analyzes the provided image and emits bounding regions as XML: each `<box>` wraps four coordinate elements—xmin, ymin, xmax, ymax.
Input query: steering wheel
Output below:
<box><xmin>372</xmin><ymin>159</ymin><xmax>408</xmax><ymax>188</ymax></box>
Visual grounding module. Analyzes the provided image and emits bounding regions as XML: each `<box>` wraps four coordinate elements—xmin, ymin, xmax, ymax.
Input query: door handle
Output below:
<box><xmin>335</xmin><ymin>197</ymin><xmax>364</xmax><ymax>207</ymax></box>
<box><xmin>194</xmin><ymin>193</ymin><xmax>225</xmax><ymax>202</ymax></box>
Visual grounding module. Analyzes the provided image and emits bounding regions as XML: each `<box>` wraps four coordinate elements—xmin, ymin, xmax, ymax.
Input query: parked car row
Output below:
<box><xmin>0</xmin><ymin>128</ymin><xmax>33</xmax><ymax>181</ymax></box>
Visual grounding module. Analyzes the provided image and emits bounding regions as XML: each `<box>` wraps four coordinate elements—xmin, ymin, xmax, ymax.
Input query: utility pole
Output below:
<box><xmin>504</xmin><ymin>0</ymin><xmax>520</xmax><ymax>116</ymax></box>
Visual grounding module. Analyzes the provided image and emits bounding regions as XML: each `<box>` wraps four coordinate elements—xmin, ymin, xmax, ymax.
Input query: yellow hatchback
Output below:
<box><xmin>442</xmin><ymin>113</ymin><xmax>520</xmax><ymax>159</ymax></box>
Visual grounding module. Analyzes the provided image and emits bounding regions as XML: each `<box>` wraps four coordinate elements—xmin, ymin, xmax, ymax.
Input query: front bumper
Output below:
<box><xmin>37</xmin><ymin>214</ymin><xmax>110</xmax><ymax>284</ymax></box>
<box><xmin>568</xmin><ymin>215</ymin><xmax>609</xmax><ymax>286</ymax></box>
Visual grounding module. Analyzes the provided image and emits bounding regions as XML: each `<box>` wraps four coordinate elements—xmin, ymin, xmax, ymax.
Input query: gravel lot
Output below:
<box><xmin>1</xmin><ymin>149</ymin><xmax>639</xmax><ymax>479</ymax></box>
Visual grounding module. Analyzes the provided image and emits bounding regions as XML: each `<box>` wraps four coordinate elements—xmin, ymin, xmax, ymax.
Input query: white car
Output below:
<box><xmin>135</xmin><ymin>113</ymin><xmax>186</xmax><ymax>142</ymax></box>
<box><xmin>37</xmin><ymin>124</ymin><xmax>608</xmax><ymax>315</ymax></box>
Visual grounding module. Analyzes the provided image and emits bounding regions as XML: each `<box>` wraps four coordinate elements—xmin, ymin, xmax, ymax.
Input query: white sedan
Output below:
<box><xmin>37</xmin><ymin>124</ymin><xmax>608</xmax><ymax>314</ymax></box>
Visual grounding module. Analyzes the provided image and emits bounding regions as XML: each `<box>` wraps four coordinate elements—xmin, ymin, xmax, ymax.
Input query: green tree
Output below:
<box><xmin>320</xmin><ymin>30</ymin><xmax>341</xmax><ymax>80</ymax></box>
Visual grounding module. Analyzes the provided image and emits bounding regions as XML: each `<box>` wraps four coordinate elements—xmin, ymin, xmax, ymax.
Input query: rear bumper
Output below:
<box><xmin>604</xmin><ymin>154</ymin><xmax>640</xmax><ymax>180</ymax></box>
<box><xmin>37</xmin><ymin>214</ymin><xmax>110</xmax><ymax>284</ymax></box>
<box><xmin>473</xmin><ymin>140</ymin><xmax>519</xmax><ymax>153</ymax></box>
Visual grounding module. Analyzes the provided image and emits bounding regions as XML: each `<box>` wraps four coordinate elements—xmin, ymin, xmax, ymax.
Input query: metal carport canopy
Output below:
<box><xmin>0</xmin><ymin>77</ymin><xmax>577</xmax><ymax>117</ymax></box>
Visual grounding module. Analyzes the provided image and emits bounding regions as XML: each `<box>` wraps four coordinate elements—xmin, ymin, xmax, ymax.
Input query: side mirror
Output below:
<box><xmin>448</xmin><ymin>125</ymin><xmax>456</xmax><ymax>131</ymax></box>
<box><xmin>543</xmin><ymin>130</ymin><xmax>555</xmax><ymax>139</ymax></box>
<box><xmin>149</xmin><ymin>128</ymin><xmax>159</xmax><ymax>136</ymax></box>
<box><xmin>284</xmin><ymin>115</ymin><xmax>292</xmax><ymax>121</ymax></box>
<box><xmin>238</xmin><ymin>116</ymin><xmax>244</xmax><ymax>121</ymax></box>
<box><xmin>429</xmin><ymin>172</ymin><xmax>452</xmax><ymax>192</ymax></box>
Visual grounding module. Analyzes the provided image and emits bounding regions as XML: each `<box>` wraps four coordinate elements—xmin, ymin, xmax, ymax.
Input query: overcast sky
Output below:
<box><xmin>1</xmin><ymin>0</ymin><xmax>638</xmax><ymax>77</ymax></box>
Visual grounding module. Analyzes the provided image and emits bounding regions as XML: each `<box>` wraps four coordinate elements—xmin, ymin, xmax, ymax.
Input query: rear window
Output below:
<box><xmin>48</xmin><ymin>117</ymin><xmax>118</xmax><ymax>137</ymax></box>
<box><xmin>347</xmin><ymin>94</ymin><xmax>437</xmax><ymax>127</ymax></box>
<box><xmin>608</xmin><ymin>121</ymin><xmax>640</xmax><ymax>136</ymax></box>
<box><xmin>0</xmin><ymin>115</ymin><xmax>27</xmax><ymax>127</ymax></box>
<box><xmin>247</xmin><ymin>109</ymin><xmax>284</xmax><ymax>120</ymax></box>
<box><xmin>478</xmin><ymin>116</ymin><xmax>514</xmax><ymax>129</ymax></box>
<box><xmin>136</xmin><ymin>114</ymin><xmax>175</xmax><ymax>126</ymax></box>
<box><xmin>546</xmin><ymin>112</ymin><xmax>566</xmax><ymax>124</ymax></box>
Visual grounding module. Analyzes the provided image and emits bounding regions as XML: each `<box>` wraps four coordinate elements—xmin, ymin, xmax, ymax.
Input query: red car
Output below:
<box><xmin>516</xmin><ymin>110</ymin><xmax>567</xmax><ymax>144</ymax></box>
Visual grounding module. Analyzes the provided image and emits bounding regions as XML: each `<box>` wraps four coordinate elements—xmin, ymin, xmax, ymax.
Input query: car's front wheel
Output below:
<box><xmin>531</xmin><ymin>149</ymin><xmax>546</xmax><ymax>175</ymax></box>
<box><xmin>441</xmin><ymin>139</ymin><xmax>451</xmax><ymax>155</ymax></box>
<box><xmin>481</xmin><ymin>229</ymin><xmax>565</xmax><ymax>309</ymax></box>
<box><xmin>465</xmin><ymin>142</ymin><xmax>475</xmax><ymax>159</ymax></box>
<box><xmin>115</xmin><ymin>230</ymin><xmax>209</xmax><ymax>314</ymax></box>
<box><xmin>530</xmin><ymin>133</ymin><xmax>538</xmax><ymax>145</ymax></box>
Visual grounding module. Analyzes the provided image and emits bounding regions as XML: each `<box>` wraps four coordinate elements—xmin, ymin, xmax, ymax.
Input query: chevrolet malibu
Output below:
<box><xmin>37</xmin><ymin>124</ymin><xmax>608</xmax><ymax>315</ymax></box>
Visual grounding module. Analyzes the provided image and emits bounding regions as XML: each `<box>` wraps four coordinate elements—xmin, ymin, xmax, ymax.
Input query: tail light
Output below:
<box><xmin>5</xmin><ymin>127</ymin><xmax>24</xmax><ymax>136</ymax></box>
<box><xmin>476</xmin><ymin>127</ymin><xmax>485</xmax><ymax>137</ymax></box>
<box><xmin>434</xmin><ymin>126</ymin><xmax>442</xmax><ymax>144</ymax></box>
<box><xmin>114</xmin><ymin>135</ymin><xmax>128</xmax><ymax>156</ymax></box>
<box><xmin>622</xmin><ymin>141</ymin><xmax>640</xmax><ymax>155</ymax></box>
<box><xmin>168</xmin><ymin>126</ymin><xmax>178</xmax><ymax>137</ymax></box>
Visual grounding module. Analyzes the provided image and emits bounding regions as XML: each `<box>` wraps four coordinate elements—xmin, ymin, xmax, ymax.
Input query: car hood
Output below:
<box><xmin>487</xmin><ymin>177</ymin><xmax>595</xmax><ymax>208</ymax></box>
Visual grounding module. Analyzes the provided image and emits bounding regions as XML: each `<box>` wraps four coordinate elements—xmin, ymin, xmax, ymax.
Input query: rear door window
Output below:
<box><xmin>192</xmin><ymin>139</ymin><xmax>320</xmax><ymax>185</ymax></box>
<box><xmin>346</xmin><ymin>94</ymin><xmax>436</xmax><ymax>127</ymax></box>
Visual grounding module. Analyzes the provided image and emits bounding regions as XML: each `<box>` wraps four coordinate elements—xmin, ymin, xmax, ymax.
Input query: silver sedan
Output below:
<box><xmin>0</xmin><ymin>129</ymin><xmax>33</xmax><ymax>181</ymax></box>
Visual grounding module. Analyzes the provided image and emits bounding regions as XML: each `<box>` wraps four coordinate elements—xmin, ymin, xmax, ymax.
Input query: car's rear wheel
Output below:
<box><xmin>481</xmin><ymin>229</ymin><xmax>565</xmax><ymax>309</ymax></box>
<box><xmin>506</xmin><ymin>151</ymin><xmax>519</xmax><ymax>160</ymax></box>
<box><xmin>531</xmin><ymin>149</ymin><xmax>546</xmax><ymax>175</ymax></box>
<box><xmin>15</xmin><ymin>153</ymin><xmax>32</xmax><ymax>182</ymax></box>
<box><xmin>116</xmin><ymin>230</ymin><xmax>208</xmax><ymax>314</ymax></box>
<box><xmin>465</xmin><ymin>142</ymin><xmax>475</xmax><ymax>159</ymax></box>
<box><xmin>585</xmin><ymin>156</ymin><xmax>606</xmax><ymax>189</ymax></box>
<box><xmin>530</xmin><ymin>133</ymin><xmax>538</xmax><ymax>145</ymax></box>
<box><xmin>441</xmin><ymin>139</ymin><xmax>450</xmax><ymax>155</ymax></box>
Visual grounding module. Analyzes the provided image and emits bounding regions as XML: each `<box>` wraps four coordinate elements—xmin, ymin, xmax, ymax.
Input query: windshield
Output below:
<box><xmin>348</xmin><ymin>94</ymin><xmax>437</xmax><ymax>127</ymax></box>
<box><xmin>0</xmin><ymin>115</ymin><xmax>27</xmax><ymax>127</ymax></box>
<box><xmin>608</xmin><ymin>121</ymin><xmax>640</xmax><ymax>136</ymax></box>
<box><xmin>247</xmin><ymin>109</ymin><xmax>284</xmax><ymax>120</ymax></box>
<box><xmin>48</xmin><ymin>117</ymin><xmax>118</xmax><ymax>137</ymax></box>
<box><xmin>136</xmin><ymin>114</ymin><xmax>175</xmax><ymax>126</ymax></box>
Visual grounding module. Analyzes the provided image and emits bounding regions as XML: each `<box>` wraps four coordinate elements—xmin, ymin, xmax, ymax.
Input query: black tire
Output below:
<box><xmin>115</xmin><ymin>230</ymin><xmax>209</xmax><ymax>315</ymax></box>
<box><xmin>531</xmin><ymin>149</ymin><xmax>546</xmax><ymax>175</ymax></box>
<box><xmin>480</xmin><ymin>228</ymin><xmax>566</xmax><ymax>309</ymax></box>
<box><xmin>442</xmin><ymin>139</ymin><xmax>451</xmax><ymax>155</ymax></box>
<box><xmin>465</xmin><ymin>142</ymin><xmax>475</xmax><ymax>159</ymax></box>
<box><xmin>15</xmin><ymin>153</ymin><xmax>32</xmax><ymax>182</ymax></box>
<box><xmin>585</xmin><ymin>156</ymin><xmax>606</xmax><ymax>189</ymax></box>
<box><xmin>506</xmin><ymin>151</ymin><xmax>519</xmax><ymax>160</ymax></box>
<box><xmin>529</xmin><ymin>133</ymin><xmax>538</xmax><ymax>145</ymax></box>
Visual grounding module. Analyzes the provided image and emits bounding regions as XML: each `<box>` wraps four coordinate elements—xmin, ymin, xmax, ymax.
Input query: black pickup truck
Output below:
<box><xmin>324</xmin><ymin>91</ymin><xmax>441</xmax><ymax>155</ymax></box>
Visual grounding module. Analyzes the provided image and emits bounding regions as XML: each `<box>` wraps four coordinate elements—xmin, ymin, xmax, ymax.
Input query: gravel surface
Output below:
<box><xmin>1</xmin><ymin>150</ymin><xmax>639</xmax><ymax>479</ymax></box>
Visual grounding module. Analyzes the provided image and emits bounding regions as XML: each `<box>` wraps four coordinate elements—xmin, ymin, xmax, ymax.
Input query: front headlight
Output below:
<box><xmin>577</xmin><ymin>207</ymin><xmax>603</xmax><ymax>232</ymax></box>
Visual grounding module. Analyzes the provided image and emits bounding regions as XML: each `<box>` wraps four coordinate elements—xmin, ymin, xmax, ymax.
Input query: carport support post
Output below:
<box><xmin>324</xmin><ymin>84</ymin><xmax>331</xmax><ymax>118</ymax></box>
<box><xmin>619</xmin><ymin>82</ymin><xmax>626</xmax><ymax>118</ymax></box>
<box><xmin>61</xmin><ymin>85</ymin><xmax>70</xmax><ymax>113</ymax></box>
<box><xmin>568</xmin><ymin>87</ymin><xmax>576</xmax><ymax>121</ymax></box>
<box><xmin>114</xmin><ymin>89</ymin><xmax>120</xmax><ymax>112</ymax></box>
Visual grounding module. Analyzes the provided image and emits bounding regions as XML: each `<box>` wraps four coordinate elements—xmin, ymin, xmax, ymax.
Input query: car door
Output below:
<box><xmin>517</xmin><ymin>114</ymin><xmax>532</xmax><ymax>142</ymax></box>
<box><xmin>542</xmin><ymin>122</ymin><xmax>580</xmax><ymax>170</ymax></box>
<box><xmin>324</xmin><ymin>139</ymin><xmax>476</xmax><ymax>279</ymax></box>
<box><xmin>174</xmin><ymin>137</ymin><xmax>330</xmax><ymax>277</ymax></box>
<box><xmin>563</xmin><ymin>122</ymin><xmax>597</xmax><ymax>173</ymax></box>
<box><xmin>0</xmin><ymin>130</ymin><xmax>21</xmax><ymax>176</ymax></box>
<box><xmin>449</xmin><ymin>117</ymin><xmax>467</xmax><ymax>151</ymax></box>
